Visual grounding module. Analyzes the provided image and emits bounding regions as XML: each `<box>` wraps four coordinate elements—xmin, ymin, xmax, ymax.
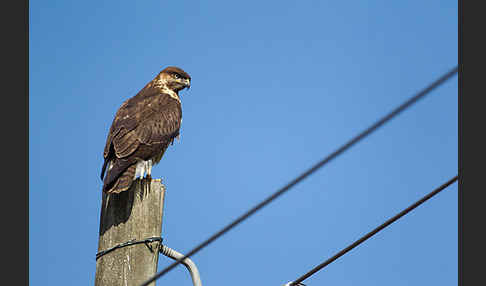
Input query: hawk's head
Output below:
<box><xmin>157</xmin><ymin>66</ymin><xmax>191</xmax><ymax>92</ymax></box>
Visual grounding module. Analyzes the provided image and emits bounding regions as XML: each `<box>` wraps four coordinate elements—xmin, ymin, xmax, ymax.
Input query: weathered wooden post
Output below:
<box><xmin>95</xmin><ymin>178</ymin><xmax>166</xmax><ymax>286</ymax></box>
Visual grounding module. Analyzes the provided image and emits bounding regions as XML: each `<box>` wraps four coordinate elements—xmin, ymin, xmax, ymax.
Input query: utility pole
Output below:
<box><xmin>95</xmin><ymin>178</ymin><xmax>166</xmax><ymax>286</ymax></box>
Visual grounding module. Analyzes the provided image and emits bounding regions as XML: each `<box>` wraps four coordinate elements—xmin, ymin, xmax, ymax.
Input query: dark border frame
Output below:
<box><xmin>5</xmin><ymin>0</ymin><xmax>28</xmax><ymax>284</ymax></box>
<box><xmin>458</xmin><ymin>0</ymin><xmax>462</xmax><ymax>285</ymax></box>
<box><xmin>459</xmin><ymin>0</ymin><xmax>483</xmax><ymax>285</ymax></box>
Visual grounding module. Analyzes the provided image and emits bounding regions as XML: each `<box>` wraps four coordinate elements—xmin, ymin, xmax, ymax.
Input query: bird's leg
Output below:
<box><xmin>139</xmin><ymin>161</ymin><xmax>146</xmax><ymax>181</ymax></box>
<box><xmin>143</xmin><ymin>162</ymin><xmax>148</xmax><ymax>179</ymax></box>
<box><xmin>146</xmin><ymin>160</ymin><xmax>153</xmax><ymax>180</ymax></box>
<box><xmin>135</xmin><ymin>161</ymin><xmax>144</xmax><ymax>180</ymax></box>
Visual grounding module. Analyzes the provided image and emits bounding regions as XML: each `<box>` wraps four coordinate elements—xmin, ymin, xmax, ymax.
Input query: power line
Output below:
<box><xmin>140</xmin><ymin>66</ymin><xmax>458</xmax><ymax>286</ymax></box>
<box><xmin>289</xmin><ymin>175</ymin><xmax>458</xmax><ymax>285</ymax></box>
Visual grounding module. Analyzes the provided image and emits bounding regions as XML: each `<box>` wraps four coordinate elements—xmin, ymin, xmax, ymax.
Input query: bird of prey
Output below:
<box><xmin>100</xmin><ymin>66</ymin><xmax>191</xmax><ymax>193</ymax></box>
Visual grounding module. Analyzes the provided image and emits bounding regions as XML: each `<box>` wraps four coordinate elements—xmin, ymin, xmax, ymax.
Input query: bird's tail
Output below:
<box><xmin>100</xmin><ymin>158</ymin><xmax>109</xmax><ymax>181</ymax></box>
<box><xmin>102</xmin><ymin>160</ymin><xmax>137</xmax><ymax>194</ymax></box>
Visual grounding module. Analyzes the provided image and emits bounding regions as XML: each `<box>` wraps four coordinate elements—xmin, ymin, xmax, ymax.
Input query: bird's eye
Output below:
<box><xmin>174</xmin><ymin>74</ymin><xmax>180</xmax><ymax>79</ymax></box>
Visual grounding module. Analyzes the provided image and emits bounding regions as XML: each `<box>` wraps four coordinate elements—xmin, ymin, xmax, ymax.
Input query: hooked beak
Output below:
<box><xmin>183</xmin><ymin>78</ymin><xmax>191</xmax><ymax>90</ymax></box>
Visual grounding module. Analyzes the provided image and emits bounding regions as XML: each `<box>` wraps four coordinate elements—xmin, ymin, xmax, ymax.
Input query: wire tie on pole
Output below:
<box><xmin>96</xmin><ymin>236</ymin><xmax>163</xmax><ymax>260</ymax></box>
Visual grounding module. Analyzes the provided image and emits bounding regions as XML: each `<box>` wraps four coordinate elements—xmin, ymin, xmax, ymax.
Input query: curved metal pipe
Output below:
<box><xmin>159</xmin><ymin>244</ymin><xmax>202</xmax><ymax>286</ymax></box>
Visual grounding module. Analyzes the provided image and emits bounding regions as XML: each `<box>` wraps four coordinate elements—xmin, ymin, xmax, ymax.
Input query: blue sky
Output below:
<box><xmin>30</xmin><ymin>1</ymin><xmax>457</xmax><ymax>285</ymax></box>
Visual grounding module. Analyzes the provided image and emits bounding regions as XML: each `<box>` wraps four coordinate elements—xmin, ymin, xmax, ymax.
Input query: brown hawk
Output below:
<box><xmin>100</xmin><ymin>66</ymin><xmax>191</xmax><ymax>193</ymax></box>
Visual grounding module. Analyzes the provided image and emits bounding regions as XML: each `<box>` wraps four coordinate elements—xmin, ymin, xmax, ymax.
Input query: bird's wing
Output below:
<box><xmin>135</xmin><ymin>95</ymin><xmax>182</xmax><ymax>145</ymax></box>
<box><xmin>101</xmin><ymin>91</ymin><xmax>181</xmax><ymax>181</ymax></box>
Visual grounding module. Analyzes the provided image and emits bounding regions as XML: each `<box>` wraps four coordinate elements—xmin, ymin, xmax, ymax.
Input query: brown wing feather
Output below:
<box><xmin>113</xmin><ymin>129</ymin><xmax>140</xmax><ymax>158</ymax></box>
<box><xmin>101</xmin><ymin>87</ymin><xmax>182</xmax><ymax>193</ymax></box>
<box><xmin>135</xmin><ymin>106</ymin><xmax>181</xmax><ymax>144</ymax></box>
<box><xmin>105</xmin><ymin>164</ymin><xmax>137</xmax><ymax>194</ymax></box>
<box><xmin>102</xmin><ymin>86</ymin><xmax>160</xmax><ymax>159</ymax></box>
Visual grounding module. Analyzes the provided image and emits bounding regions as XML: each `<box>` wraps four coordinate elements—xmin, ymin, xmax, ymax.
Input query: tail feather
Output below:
<box><xmin>100</xmin><ymin>158</ymin><xmax>109</xmax><ymax>181</ymax></box>
<box><xmin>103</xmin><ymin>160</ymin><xmax>137</xmax><ymax>193</ymax></box>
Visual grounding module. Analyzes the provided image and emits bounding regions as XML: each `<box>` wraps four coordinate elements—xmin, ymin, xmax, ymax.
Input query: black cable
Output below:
<box><xmin>290</xmin><ymin>175</ymin><xmax>458</xmax><ymax>285</ymax></box>
<box><xmin>140</xmin><ymin>66</ymin><xmax>458</xmax><ymax>286</ymax></box>
<box><xmin>96</xmin><ymin>237</ymin><xmax>163</xmax><ymax>260</ymax></box>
